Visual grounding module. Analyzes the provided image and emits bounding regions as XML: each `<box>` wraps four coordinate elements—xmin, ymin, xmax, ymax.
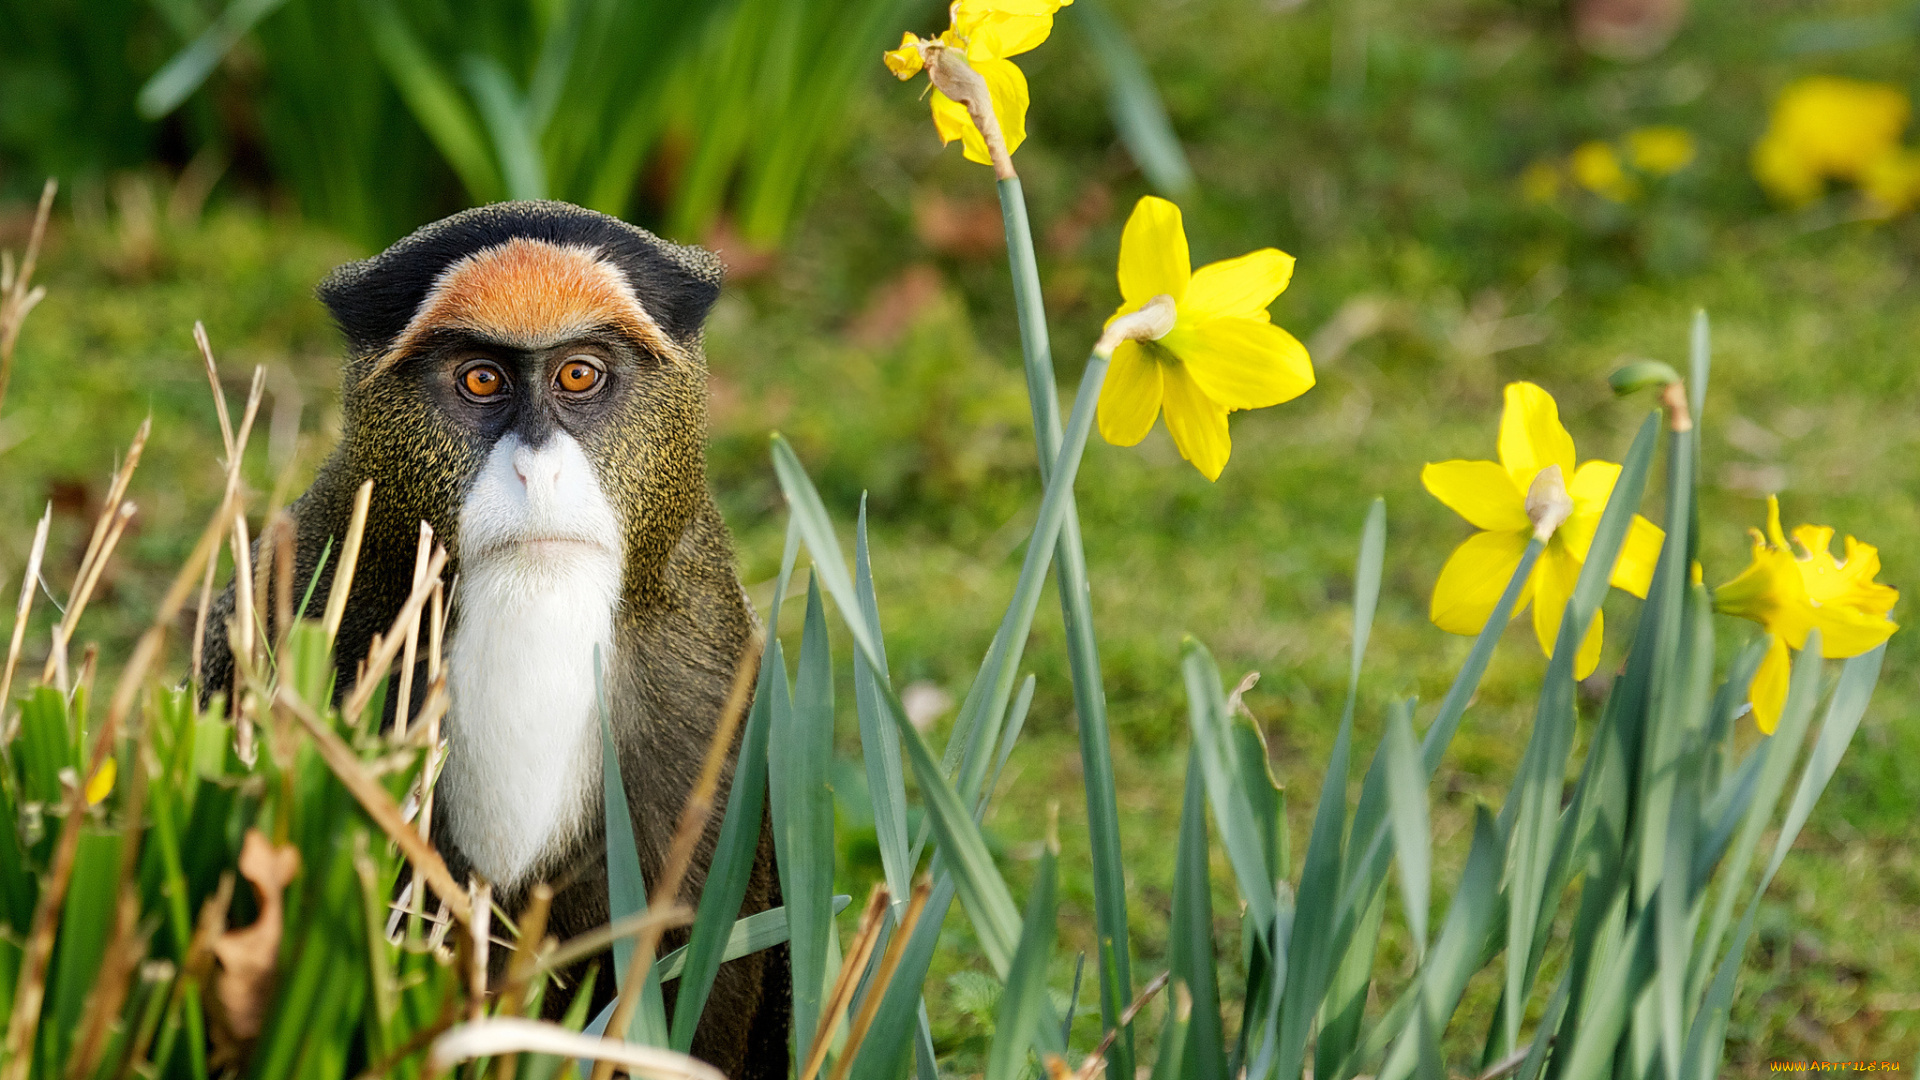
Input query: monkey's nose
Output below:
<box><xmin>511</xmin><ymin>450</ymin><xmax>561</xmax><ymax>490</ymax></box>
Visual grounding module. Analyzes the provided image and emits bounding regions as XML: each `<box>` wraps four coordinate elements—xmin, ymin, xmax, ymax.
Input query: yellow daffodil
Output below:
<box><xmin>1423</xmin><ymin>382</ymin><xmax>1665</xmax><ymax>678</ymax></box>
<box><xmin>1752</xmin><ymin>76</ymin><xmax>1911</xmax><ymax>206</ymax></box>
<box><xmin>1713</xmin><ymin>496</ymin><xmax>1898</xmax><ymax>733</ymax></box>
<box><xmin>883</xmin><ymin>0</ymin><xmax>1071</xmax><ymax>166</ymax></box>
<box><xmin>1627</xmin><ymin>126</ymin><xmax>1697</xmax><ymax>176</ymax></box>
<box><xmin>1096</xmin><ymin>196</ymin><xmax>1314</xmax><ymax>481</ymax></box>
<box><xmin>1570</xmin><ymin>140</ymin><xmax>1638</xmax><ymax>202</ymax></box>
<box><xmin>1863</xmin><ymin>148</ymin><xmax>1920</xmax><ymax>216</ymax></box>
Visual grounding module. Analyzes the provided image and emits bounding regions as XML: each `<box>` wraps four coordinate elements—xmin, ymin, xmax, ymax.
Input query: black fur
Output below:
<box><xmin>200</xmin><ymin>201</ymin><xmax>786</xmax><ymax>1079</ymax></box>
<box><xmin>316</xmin><ymin>201</ymin><xmax>723</xmax><ymax>354</ymax></box>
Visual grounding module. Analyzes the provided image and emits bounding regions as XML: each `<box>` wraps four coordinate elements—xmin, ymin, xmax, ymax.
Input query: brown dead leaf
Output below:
<box><xmin>914</xmin><ymin>192</ymin><xmax>1004</xmax><ymax>259</ymax></box>
<box><xmin>846</xmin><ymin>264</ymin><xmax>943</xmax><ymax>348</ymax></box>
<box><xmin>210</xmin><ymin>829</ymin><xmax>300</xmax><ymax>1042</ymax></box>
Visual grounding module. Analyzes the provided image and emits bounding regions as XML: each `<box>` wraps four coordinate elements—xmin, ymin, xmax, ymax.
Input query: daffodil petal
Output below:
<box><xmin>1421</xmin><ymin>460</ymin><xmax>1529</xmax><ymax>532</ymax></box>
<box><xmin>1167</xmin><ymin>317</ymin><xmax>1314</xmax><ymax>412</ymax></box>
<box><xmin>1430</xmin><ymin>529</ymin><xmax>1533</xmax><ymax>636</ymax></box>
<box><xmin>1098</xmin><ymin>340</ymin><xmax>1163</xmax><ymax>447</ymax></box>
<box><xmin>1183</xmin><ymin>249</ymin><xmax>1296</xmax><ymax>322</ymax></box>
<box><xmin>1498</xmin><ymin>381</ymin><xmax>1577</xmax><ymax>494</ymax></box>
<box><xmin>85</xmin><ymin>757</ymin><xmax>116</xmax><ymax>805</ymax></box>
<box><xmin>883</xmin><ymin>33</ymin><xmax>925</xmax><ymax>78</ymax></box>
<box><xmin>1607</xmin><ymin>514</ymin><xmax>1664</xmax><ymax>598</ymax></box>
<box><xmin>929</xmin><ymin>58</ymin><xmax>1029</xmax><ymax>165</ymax></box>
<box><xmin>1117</xmin><ymin>196</ymin><xmax>1190</xmax><ymax>308</ymax></box>
<box><xmin>1531</xmin><ymin>546</ymin><xmax>1579</xmax><ymax>664</ymax></box>
<box><xmin>1809</xmin><ymin>603</ymin><xmax>1898</xmax><ymax>658</ymax></box>
<box><xmin>961</xmin><ymin>12</ymin><xmax>1055</xmax><ymax>60</ymax></box>
<box><xmin>1750</xmin><ymin>634</ymin><xmax>1791</xmax><ymax>735</ymax></box>
<box><xmin>1160</xmin><ymin>361</ymin><xmax>1229</xmax><ymax>481</ymax></box>
<box><xmin>1567</xmin><ymin>459</ymin><xmax>1620</xmax><ymax>515</ymax></box>
<box><xmin>1575</xmin><ymin>608</ymin><xmax>1604</xmax><ymax>680</ymax></box>
<box><xmin>930</xmin><ymin>90</ymin><xmax>972</xmax><ymax>148</ymax></box>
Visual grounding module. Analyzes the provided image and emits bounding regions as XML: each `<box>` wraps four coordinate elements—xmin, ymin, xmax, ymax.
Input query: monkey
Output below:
<box><xmin>197</xmin><ymin>201</ymin><xmax>788</xmax><ymax>1079</ymax></box>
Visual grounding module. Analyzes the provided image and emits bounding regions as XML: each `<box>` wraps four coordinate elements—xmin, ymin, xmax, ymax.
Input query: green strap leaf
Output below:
<box><xmin>596</xmin><ymin>647</ymin><xmax>668</xmax><ymax>1046</ymax></box>
<box><xmin>1170</xmin><ymin>752</ymin><xmax>1229</xmax><ymax>1080</ymax></box>
<box><xmin>772</xmin><ymin>579</ymin><xmax>837</xmax><ymax>1063</ymax></box>
<box><xmin>854</xmin><ymin>498</ymin><xmax>913</xmax><ymax>902</ymax></box>
<box><xmin>986</xmin><ymin>839</ymin><xmax>1059</xmax><ymax>1080</ymax></box>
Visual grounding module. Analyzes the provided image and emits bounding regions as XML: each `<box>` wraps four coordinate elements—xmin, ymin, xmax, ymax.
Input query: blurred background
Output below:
<box><xmin>3</xmin><ymin>0</ymin><xmax>1919</xmax><ymax>1068</ymax></box>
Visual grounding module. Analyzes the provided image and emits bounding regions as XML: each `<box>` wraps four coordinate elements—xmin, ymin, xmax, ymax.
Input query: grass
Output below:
<box><xmin>4</xmin><ymin>0</ymin><xmax>1920</xmax><ymax>1069</ymax></box>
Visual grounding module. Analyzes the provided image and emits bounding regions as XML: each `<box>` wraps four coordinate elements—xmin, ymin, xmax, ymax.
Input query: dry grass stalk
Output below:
<box><xmin>269</xmin><ymin>512</ymin><xmax>295</xmax><ymax>651</ymax></box>
<box><xmin>524</xmin><ymin>904</ymin><xmax>693</xmax><ymax>983</ymax></box>
<box><xmin>340</xmin><ymin>543</ymin><xmax>448</xmax><ymax>724</ymax></box>
<box><xmin>468</xmin><ymin>878</ymin><xmax>493</xmax><ymax>1021</ymax></box>
<box><xmin>1</xmin><ymin>505</ymin><xmax>52</xmax><ymax>741</ymax></box>
<box><xmin>417</xmin><ymin>579</ymin><xmax>446</xmax><ymax>841</ymax></box>
<box><xmin>491</xmin><ymin>882</ymin><xmax>553</xmax><ymax>1080</ymax></box>
<box><xmin>829</xmin><ymin>876</ymin><xmax>933</xmax><ymax>1080</ymax></box>
<box><xmin>230</xmin><ymin>510</ymin><xmax>256</xmax><ymax>674</ymax></box>
<box><xmin>800</xmin><ymin>884</ymin><xmax>891</xmax><ymax>1080</ymax></box>
<box><xmin>39</xmin><ymin>414</ymin><xmax>150</xmax><ymax>682</ymax></box>
<box><xmin>394</xmin><ymin>521</ymin><xmax>433</xmax><ymax>738</ymax></box>
<box><xmin>1</xmin><ymin>374</ymin><xmax>260</xmax><ymax>1080</ymax></box>
<box><xmin>322</xmin><ymin>479</ymin><xmax>374</xmax><ymax>650</ymax></box>
<box><xmin>193</xmin><ymin>322</ymin><xmax>236</xmax><ymax>458</ymax></box>
<box><xmin>43</xmin><ymin>499</ymin><xmax>137</xmax><ymax>684</ymax></box>
<box><xmin>594</xmin><ymin>634</ymin><xmax>761</xmax><ymax>1080</ymax></box>
<box><xmin>1077</xmin><ymin>969</ymin><xmax>1172</xmax><ymax>1080</ymax></box>
<box><xmin>0</xmin><ymin>178</ymin><xmax>56</xmax><ymax>414</ymax></box>
<box><xmin>431</xmin><ymin>1017</ymin><xmax>729</xmax><ymax>1080</ymax></box>
<box><xmin>273</xmin><ymin>685</ymin><xmax>473</xmax><ymax>925</ymax></box>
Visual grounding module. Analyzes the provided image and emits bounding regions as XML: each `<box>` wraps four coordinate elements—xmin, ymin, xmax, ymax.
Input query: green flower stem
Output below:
<box><xmin>997</xmin><ymin>174</ymin><xmax>1133</xmax><ymax>1072</ymax></box>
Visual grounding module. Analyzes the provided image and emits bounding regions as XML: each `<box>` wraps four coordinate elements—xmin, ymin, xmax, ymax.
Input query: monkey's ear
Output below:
<box><xmin>617</xmin><ymin>237</ymin><xmax>723</xmax><ymax>347</ymax></box>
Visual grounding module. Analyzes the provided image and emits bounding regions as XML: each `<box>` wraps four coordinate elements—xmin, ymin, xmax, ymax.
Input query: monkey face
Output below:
<box><xmin>320</xmin><ymin>204</ymin><xmax>724</xmax><ymax>596</ymax></box>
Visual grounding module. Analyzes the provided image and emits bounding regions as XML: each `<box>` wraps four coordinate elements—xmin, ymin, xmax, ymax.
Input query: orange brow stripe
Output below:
<box><xmin>376</xmin><ymin>238</ymin><xmax>685</xmax><ymax>372</ymax></box>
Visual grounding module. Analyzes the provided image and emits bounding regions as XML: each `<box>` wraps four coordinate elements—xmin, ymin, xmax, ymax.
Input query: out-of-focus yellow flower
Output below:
<box><xmin>1570</xmin><ymin>140</ymin><xmax>1638</xmax><ymax>202</ymax></box>
<box><xmin>1097</xmin><ymin>196</ymin><xmax>1314</xmax><ymax>481</ymax></box>
<box><xmin>1627</xmin><ymin>126</ymin><xmax>1697</xmax><ymax>176</ymax></box>
<box><xmin>883</xmin><ymin>0</ymin><xmax>1071</xmax><ymax>166</ymax></box>
<box><xmin>1863</xmin><ymin>148</ymin><xmax>1920</xmax><ymax>216</ymax></box>
<box><xmin>1423</xmin><ymin>382</ymin><xmax>1665</xmax><ymax>679</ymax></box>
<box><xmin>1714</xmin><ymin>495</ymin><xmax>1898</xmax><ymax>733</ymax></box>
<box><xmin>1521</xmin><ymin>159</ymin><xmax>1564</xmax><ymax>204</ymax></box>
<box><xmin>86</xmin><ymin>757</ymin><xmax>116</xmax><ymax>805</ymax></box>
<box><xmin>1752</xmin><ymin>76</ymin><xmax>1911</xmax><ymax>207</ymax></box>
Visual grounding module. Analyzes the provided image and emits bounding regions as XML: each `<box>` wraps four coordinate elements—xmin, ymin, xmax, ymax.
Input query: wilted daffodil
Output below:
<box><xmin>884</xmin><ymin>0</ymin><xmax>1072</xmax><ymax>167</ymax></box>
<box><xmin>1423</xmin><ymin>382</ymin><xmax>1665</xmax><ymax>678</ymax></box>
<box><xmin>1713</xmin><ymin>496</ymin><xmax>1898</xmax><ymax>734</ymax></box>
<box><xmin>1096</xmin><ymin>196</ymin><xmax>1314</xmax><ymax>481</ymax></box>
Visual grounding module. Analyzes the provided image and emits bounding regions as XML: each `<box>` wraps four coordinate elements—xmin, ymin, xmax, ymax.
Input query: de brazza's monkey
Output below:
<box><xmin>199</xmin><ymin>201</ymin><xmax>787</xmax><ymax>1077</ymax></box>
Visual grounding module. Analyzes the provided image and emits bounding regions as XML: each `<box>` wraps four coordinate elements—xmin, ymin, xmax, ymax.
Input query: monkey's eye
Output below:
<box><xmin>556</xmin><ymin>356</ymin><xmax>604</xmax><ymax>395</ymax></box>
<box><xmin>461</xmin><ymin>363</ymin><xmax>506</xmax><ymax>400</ymax></box>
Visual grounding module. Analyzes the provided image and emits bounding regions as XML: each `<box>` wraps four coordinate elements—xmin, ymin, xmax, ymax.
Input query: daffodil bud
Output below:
<box><xmin>1608</xmin><ymin>361</ymin><xmax>1682</xmax><ymax>396</ymax></box>
<box><xmin>1526</xmin><ymin>463</ymin><xmax>1574</xmax><ymax>542</ymax></box>
<box><xmin>1094</xmin><ymin>293</ymin><xmax>1177</xmax><ymax>358</ymax></box>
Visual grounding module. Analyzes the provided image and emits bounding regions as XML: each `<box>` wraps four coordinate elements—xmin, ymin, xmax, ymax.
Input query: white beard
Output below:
<box><xmin>438</xmin><ymin>431</ymin><xmax>625</xmax><ymax>891</ymax></box>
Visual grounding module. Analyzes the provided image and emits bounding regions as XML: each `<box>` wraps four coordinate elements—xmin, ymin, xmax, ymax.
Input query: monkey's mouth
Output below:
<box><xmin>471</xmin><ymin>536</ymin><xmax>616</xmax><ymax>561</ymax></box>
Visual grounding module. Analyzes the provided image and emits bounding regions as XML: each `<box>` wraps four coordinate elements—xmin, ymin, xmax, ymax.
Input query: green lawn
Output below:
<box><xmin>3</xmin><ymin>0</ymin><xmax>1919</xmax><ymax>1069</ymax></box>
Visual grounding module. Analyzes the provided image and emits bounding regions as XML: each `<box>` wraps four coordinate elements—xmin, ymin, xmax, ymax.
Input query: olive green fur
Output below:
<box><xmin>198</xmin><ymin>202</ymin><xmax>787</xmax><ymax>1080</ymax></box>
